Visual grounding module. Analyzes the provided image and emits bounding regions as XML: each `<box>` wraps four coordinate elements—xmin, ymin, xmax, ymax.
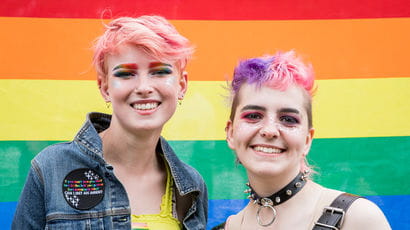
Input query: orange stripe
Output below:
<box><xmin>1</xmin><ymin>17</ymin><xmax>409</xmax><ymax>81</ymax></box>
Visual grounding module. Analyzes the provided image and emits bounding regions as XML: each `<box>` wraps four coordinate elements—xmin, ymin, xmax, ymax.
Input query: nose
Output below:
<box><xmin>259</xmin><ymin>121</ymin><xmax>280</xmax><ymax>139</ymax></box>
<box><xmin>134</xmin><ymin>76</ymin><xmax>153</xmax><ymax>96</ymax></box>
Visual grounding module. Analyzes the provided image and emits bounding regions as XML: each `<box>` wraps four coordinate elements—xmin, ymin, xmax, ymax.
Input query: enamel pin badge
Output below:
<box><xmin>62</xmin><ymin>168</ymin><xmax>105</xmax><ymax>210</ymax></box>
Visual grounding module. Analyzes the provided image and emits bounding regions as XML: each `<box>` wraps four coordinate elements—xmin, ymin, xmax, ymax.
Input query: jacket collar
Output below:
<box><xmin>74</xmin><ymin>113</ymin><xmax>110</xmax><ymax>161</ymax></box>
<box><xmin>76</xmin><ymin>112</ymin><xmax>200</xmax><ymax>195</ymax></box>
<box><xmin>158</xmin><ymin>137</ymin><xmax>201</xmax><ymax>196</ymax></box>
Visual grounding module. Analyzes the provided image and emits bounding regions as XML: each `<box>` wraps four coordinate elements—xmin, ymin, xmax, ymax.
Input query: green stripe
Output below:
<box><xmin>0</xmin><ymin>141</ymin><xmax>60</xmax><ymax>202</ymax></box>
<box><xmin>1</xmin><ymin>137</ymin><xmax>409</xmax><ymax>201</ymax></box>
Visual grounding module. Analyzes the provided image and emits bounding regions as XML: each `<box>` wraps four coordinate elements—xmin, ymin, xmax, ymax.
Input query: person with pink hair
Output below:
<box><xmin>215</xmin><ymin>51</ymin><xmax>390</xmax><ymax>229</ymax></box>
<box><xmin>13</xmin><ymin>16</ymin><xmax>207</xmax><ymax>230</ymax></box>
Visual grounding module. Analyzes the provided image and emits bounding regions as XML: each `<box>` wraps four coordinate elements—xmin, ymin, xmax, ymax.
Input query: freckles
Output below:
<box><xmin>277</xmin><ymin>125</ymin><xmax>303</xmax><ymax>136</ymax></box>
<box><xmin>235</xmin><ymin>123</ymin><xmax>262</xmax><ymax>138</ymax></box>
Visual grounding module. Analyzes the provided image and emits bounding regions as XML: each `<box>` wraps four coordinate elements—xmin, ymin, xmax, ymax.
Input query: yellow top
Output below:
<box><xmin>131</xmin><ymin>163</ymin><xmax>181</xmax><ymax>230</ymax></box>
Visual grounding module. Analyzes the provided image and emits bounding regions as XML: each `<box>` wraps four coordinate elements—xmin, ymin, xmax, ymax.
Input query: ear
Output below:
<box><xmin>98</xmin><ymin>76</ymin><xmax>110</xmax><ymax>102</ymax></box>
<box><xmin>303</xmin><ymin>128</ymin><xmax>315</xmax><ymax>157</ymax></box>
<box><xmin>225</xmin><ymin>120</ymin><xmax>236</xmax><ymax>150</ymax></box>
<box><xmin>178</xmin><ymin>71</ymin><xmax>188</xmax><ymax>100</ymax></box>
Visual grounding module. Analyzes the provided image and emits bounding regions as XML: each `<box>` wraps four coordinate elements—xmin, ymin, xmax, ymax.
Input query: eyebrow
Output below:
<box><xmin>278</xmin><ymin>108</ymin><xmax>300</xmax><ymax>114</ymax></box>
<box><xmin>240</xmin><ymin>105</ymin><xmax>300</xmax><ymax>114</ymax></box>
<box><xmin>112</xmin><ymin>63</ymin><xmax>138</xmax><ymax>71</ymax></box>
<box><xmin>149</xmin><ymin>62</ymin><xmax>172</xmax><ymax>68</ymax></box>
<box><xmin>240</xmin><ymin>105</ymin><xmax>266</xmax><ymax>112</ymax></box>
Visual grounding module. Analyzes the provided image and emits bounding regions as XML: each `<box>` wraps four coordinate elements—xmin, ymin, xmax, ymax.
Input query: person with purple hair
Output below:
<box><xmin>214</xmin><ymin>51</ymin><xmax>390</xmax><ymax>229</ymax></box>
<box><xmin>12</xmin><ymin>16</ymin><xmax>207</xmax><ymax>230</ymax></box>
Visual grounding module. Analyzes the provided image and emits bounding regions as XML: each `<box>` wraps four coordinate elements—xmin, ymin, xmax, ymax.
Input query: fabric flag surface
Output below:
<box><xmin>0</xmin><ymin>0</ymin><xmax>409</xmax><ymax>229</ymax></box>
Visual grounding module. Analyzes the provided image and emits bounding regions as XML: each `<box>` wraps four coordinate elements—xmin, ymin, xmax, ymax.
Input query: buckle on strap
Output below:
<box><xmin>314</xmin><ymin>222</ymin><xmax>339</xmax><ymax>230</ymax></box>
<box><xmin>322</xmin><ymin>206</ymin><xmax>346</xmax><ymax>228</ymax></box>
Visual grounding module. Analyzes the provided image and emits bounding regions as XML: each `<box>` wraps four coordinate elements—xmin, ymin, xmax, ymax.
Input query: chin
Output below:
<box><xmin>245</xmin><ymin>163</ymin><xmax>285</xmax><ymax>177</ymax></box>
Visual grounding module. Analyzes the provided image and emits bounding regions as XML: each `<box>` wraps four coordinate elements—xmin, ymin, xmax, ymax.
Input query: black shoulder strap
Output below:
<box><xmin>312</xmin><ymin>193</ymin><xmax>361</xmax><ymax>230</ymax></box>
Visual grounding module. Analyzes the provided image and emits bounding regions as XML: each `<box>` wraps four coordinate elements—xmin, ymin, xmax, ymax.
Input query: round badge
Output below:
<box><xmin>62</xmin><ymin>168</ymin><xmax>105</xmax><ymax>210</ymax></box>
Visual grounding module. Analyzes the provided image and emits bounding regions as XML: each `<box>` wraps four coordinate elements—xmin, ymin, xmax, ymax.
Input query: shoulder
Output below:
<box><xmin>224</xmin><ymin>211</ymin><xmax>244</xmax><ymax>230</ymax></box>
<box><xmin>33</xmin><ymin>141</ymin><xmax>75</xmax><ymax>164</ymax></box>
<box><xmin>33</xmin><ymin>141</ymin><xmax>77</xmax><ymax>166</ymax></box>
<box><xmin>342</xmin><ymin>197</ymin><xmax>391</xmax><ymax>229</ymax></box>
<box><xmin>317</xmin><ymin>187</ymin><xmax>391</xmax><ymax>230</ymax></box>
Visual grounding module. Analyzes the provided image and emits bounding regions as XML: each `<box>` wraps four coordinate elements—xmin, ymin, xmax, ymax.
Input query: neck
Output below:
<box><xmin>247</xmin><ymin>168</ymin><xmax>301</xmax><ymax>197</ymax></box>
<box><xmin>243</xmin><ymin>171</ymin><xmax>309</xmax><ymax>228</ymax></box>
<box><xmin>100</xmin><ymin>119</ymin><xmax>162</xmax><ymax>173</ymax></box>
<box><xmin>247</xmin><ymin>172</ymin><xmax>307</xmax><ymax>206</ymax></box>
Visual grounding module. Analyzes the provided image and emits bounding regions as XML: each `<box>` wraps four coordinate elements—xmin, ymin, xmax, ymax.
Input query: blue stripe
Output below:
<box><xmin>3</xmin><ymin>195</ymin><xmax>409</xmax><ymax>229</ymax></box>
<box><xmin>0</xmin><ymin>202</ymin><xmax>16</xmax><ymax>230</ymax></box>
<box><xmin>207</xmin><ymin>195</ymin><xmax>410</xmax><ymax>230</ymax></box>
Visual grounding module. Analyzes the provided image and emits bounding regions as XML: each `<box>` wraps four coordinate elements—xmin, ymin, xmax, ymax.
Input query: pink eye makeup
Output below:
<box><xmin>240</xmin><ymin>111</ymin><xmax>263</xmax><ymax>122</ymax></box>
<box><xmin>239</xmin><ymin>105</ymin><xmax>266</xmax><ymax>122</ymax></box>
<box><xmin>279</xmin><ymin>115</ymin><xmax>300</xmax><ymax>126</ymax></box>
<box><xmin>277</xmin><ymin>108</ymin><xmax>301</xmax><ymax>129</ymax></box>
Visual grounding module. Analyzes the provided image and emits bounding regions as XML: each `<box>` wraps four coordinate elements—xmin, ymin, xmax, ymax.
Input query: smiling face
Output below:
<box><xmin>100</xmin><ymin>44</ymin><xmax>187</xmax><ymax>133</ymax></box>
<box><xmin>226</xmin><ymin>83</ymin><xmax>314</xmax><ymax>178</ymax></box>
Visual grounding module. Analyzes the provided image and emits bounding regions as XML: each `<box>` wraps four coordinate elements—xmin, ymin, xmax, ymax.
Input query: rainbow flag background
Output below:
<box><xmin>1</xmin><ymin>0</ymin><xmax>409</xmax><ymax>229</ymax></box>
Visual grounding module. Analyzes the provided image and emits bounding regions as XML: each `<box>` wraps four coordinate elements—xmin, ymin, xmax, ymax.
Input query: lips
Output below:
<box><xmin>131</xmin><ymin>102</ymin><xmax>159</xmax><ymax>110</ymax></box>
<box><xmin>251</xmin><ymin>145</ymin><xmax>285</xmax><ymax>154</ymax></box>
<box><xmin>130</xmin><ymin>101</ymin><xmax>161</xmax><ymax>111</ymax></box>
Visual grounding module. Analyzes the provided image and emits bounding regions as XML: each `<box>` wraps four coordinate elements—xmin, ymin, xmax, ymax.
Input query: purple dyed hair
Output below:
<box><xmin>229</xmin><ymin>51</ymin><xmax>315</xmax><ymax>128</ymax></box>
<box><xmin>228</xmin><ymin>51</ymin><xmax>316</xmax><ymax>174</ymax></box>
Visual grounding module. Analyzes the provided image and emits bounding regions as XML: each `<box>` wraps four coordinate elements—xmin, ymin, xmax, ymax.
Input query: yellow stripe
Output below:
<box><xmin>1</xmin><ymin>17</ymin><xmax>410</xmax><ymax>80</ymax></box>
<box><xmin>1</xmin><ymin>78</ymin><xmax>409</xmax><ymax>140</ymax></box>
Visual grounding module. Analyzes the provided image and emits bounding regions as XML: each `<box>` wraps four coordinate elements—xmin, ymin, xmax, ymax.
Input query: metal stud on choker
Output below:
<box><xmin>244</xmin><ymin>171</ymin><xmax>308</xmax><ymax>227</ymax></box>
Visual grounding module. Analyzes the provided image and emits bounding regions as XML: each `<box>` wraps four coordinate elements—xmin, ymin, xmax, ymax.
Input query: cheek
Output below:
<box><xmin>164</xmin><ymin>76</ymin><xmax>176</xmax><ymax>87</ymax></box>
<box><xmin>277</xmin><ymin>126</ymin><xmax>304</xmax><ymax>136</ymax></box>
<box><xmin>280</xmin><ymin>128</ymin><xmax>309</xmax><ymax>150</ymax></box>
<box><xmin>233</xmin><ymin>122</ymin><xmax>262</xmax><ymax>142</ymax></box>
<box><xmin>111</xmin><ymin>79</ymin><xmax>124</xmax><ymax>89</ymax></box>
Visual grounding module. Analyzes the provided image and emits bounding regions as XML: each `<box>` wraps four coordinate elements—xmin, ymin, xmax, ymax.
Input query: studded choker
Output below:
<box><xmin>244</xmin><ymin>171</ymin><xmax>308</xmax><ymax>227</ymax></box>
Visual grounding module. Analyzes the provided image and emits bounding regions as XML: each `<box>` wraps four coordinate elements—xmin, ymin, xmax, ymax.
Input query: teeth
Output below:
<box><xmin>253</xmin><ymin>146</ymin><xmax>282</xmax><ymax>154</ymax></box>
<box><xmin>133</xmin><ymin>102</ymin><xmax>158</xmax><ymax>110</ymax></box>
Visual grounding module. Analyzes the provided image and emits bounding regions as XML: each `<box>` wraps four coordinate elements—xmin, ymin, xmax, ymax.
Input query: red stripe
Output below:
<box><xmin>1</xmin><ymin>0</ymin><xmax>410</xmax><ymax>20</ymax></box>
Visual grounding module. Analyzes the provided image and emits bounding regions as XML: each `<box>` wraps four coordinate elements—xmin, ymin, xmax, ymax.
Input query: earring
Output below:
<box><xmin>178</xmin><ymin>100</ymin><xmax>182</xmax><ymax>106</ymax></box>
<box><xmin>106</xmin><ymin>101</ymin><xmax>111</xmax><ymax>109</ymax></box>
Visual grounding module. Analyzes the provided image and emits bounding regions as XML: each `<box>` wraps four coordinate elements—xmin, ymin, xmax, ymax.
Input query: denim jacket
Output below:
<box><xmin>12</xmin><ymin>112</ymin><xmax>208</xmax><ymax>230</ymax></box>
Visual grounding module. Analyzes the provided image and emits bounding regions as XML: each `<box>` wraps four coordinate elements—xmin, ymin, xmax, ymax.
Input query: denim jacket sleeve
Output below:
<box><xmin>12</xmin><ymin>160</ymin><xmax>46</xmax><ymax>229</ymax></box>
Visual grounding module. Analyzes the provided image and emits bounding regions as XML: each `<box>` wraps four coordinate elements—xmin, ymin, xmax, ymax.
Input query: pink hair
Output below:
<box><xmin>265</xmin><ymin>51</ymin><xmax>315</xmax><ymax>96</ymax></box>
<box><xmin>93</xmin><ymin>15</ymin><xmax>194</xmax><ymax>80</ymax></box>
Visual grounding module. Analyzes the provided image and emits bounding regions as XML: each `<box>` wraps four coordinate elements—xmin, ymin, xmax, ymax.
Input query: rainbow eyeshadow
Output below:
<box><xmin>112</xmin><ymin>63</ymin><xmax>138</xmax><ymax>77</ymax></box>
<box><xmin>149</xmin><ymin>62</ymin><xmax>173</xmax><ymax>75</ymax></box>
<box><xmin>149</xmin><ymin>62</ymin><xmax>172</xmax><ymax>68</ymax></box>
<box><xmin>113</xmin><ymin>70</ymin><xmax>136</xmax><ymax>77</ymax></box>
<box><xmin>112</xmin><ymin>63</ymin><xmax>138</xmax><ymax>71</ymax></box>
